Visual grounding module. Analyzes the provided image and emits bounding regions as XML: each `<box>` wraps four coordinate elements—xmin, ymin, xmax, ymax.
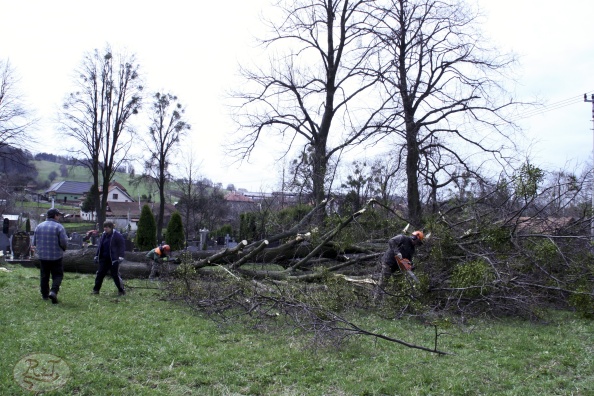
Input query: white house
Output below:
<box><xmin>79</xmin><ymin>182</ymin><xmax>135</xmax><ymax>222</ymax></box>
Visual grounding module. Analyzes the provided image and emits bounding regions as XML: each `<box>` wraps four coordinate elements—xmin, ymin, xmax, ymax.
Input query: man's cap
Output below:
<box><xmin>47</xmin><ymin>208</ymin><xmax>64</xmax><ymax>218</ymax></box>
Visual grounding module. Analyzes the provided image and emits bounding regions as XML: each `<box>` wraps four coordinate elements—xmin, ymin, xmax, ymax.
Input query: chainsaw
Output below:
<box><xmin>396</xmin><ymin>256</ymin><xmax>420</xmax><ymax>284</ymax></box>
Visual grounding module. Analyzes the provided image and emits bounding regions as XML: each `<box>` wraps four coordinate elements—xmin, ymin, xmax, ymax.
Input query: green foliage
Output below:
<box><xmin>358</xmin><ymin>207</ymin><xmax>403</xmax><ymax>240</ymax></box>
<box><xmin>426</xmin><ymin>220</ymin><xmax>459</xmax><ymax>265</ymax></box>
<box><xmin>529</xmin><ymin>239</ymin><xmax>558</xmax><ymax>261</ymax></box>
<box><xmin>525</xmin><ymin>239</ymin><xmax>560</xmax><ymax>273</ymax></box>
<box><xmin>483</xmin><ymin>224</ymin><xmax>510</xmax><ymax>250</ymax></box>
<box><xmin>376</xmin><ymin>274</ymin><xmax>428</xmax><ymax>316</ymax></box>
<box><xmin>274</xmin><ymin>204</ymin><xmax>311</xmax><ymax>226</ymax></box>
<box><xmin>451</xmin><ymin>260</ymin><xmax>495</xmax><ymax>297</ymax></box>
<box><xmin>239</xmin><ymin>212</ymin><xmax>263</xmax><ymax>241</ymax></box>
<box><xmin>568</xmin><ymin>285</ymin><xmax>594</xmax><ymax>319</ymax></box>
<box><xmin>165</xmin><ymin>211</ymin><xmax>185</xmax><ymax>251</ymax></box>
<box><xmin>80</xmin><ymin>184</ymin><xmax>97</xmax><ymax>212</ymax></box>
<box><xmin>135</xmin><ymin>204</ymin><xmax>157</xmax><ymax>250</ymax></box>
<box><xmin>213</xmin><ymin>223</ymin><xmax>233</xmax><ymax>238</ymax></box>
<box><xmin>514</xmin><ymin>161</ymin><xmax>545</xmax><ymax>200</ymax></box>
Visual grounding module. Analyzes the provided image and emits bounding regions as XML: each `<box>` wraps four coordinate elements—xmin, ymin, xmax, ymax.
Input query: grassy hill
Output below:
<box><xmin>34</xmin><ymin>160</ymin><xmax>153</xmax><ymax>200</ymax></box>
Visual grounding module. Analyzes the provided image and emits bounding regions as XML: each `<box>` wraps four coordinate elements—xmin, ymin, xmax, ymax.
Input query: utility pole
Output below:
<box><xmin>584</xmin><ymin>94</ymin><xmax>594</xmax><ymax>244</ymax></box>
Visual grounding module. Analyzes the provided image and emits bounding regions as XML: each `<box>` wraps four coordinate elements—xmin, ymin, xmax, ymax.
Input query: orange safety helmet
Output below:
<box><xmin>156</xmin><ymin>244</ymin><xmax>171</xmax><ymax>255</ymax></box>
<box><xmin>411</xmin><ymin>230</ymin><xmax>424</xmax><ymax>243</ymax></box>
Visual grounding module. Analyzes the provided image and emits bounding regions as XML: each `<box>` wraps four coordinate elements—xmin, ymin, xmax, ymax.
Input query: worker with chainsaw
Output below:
<box><xmin>147</xmin><ymin>244</ymin><xmax>171</xmax><ymax>280</ymax></box>
<box><xmin>377</xmin><ymin>230</ymin><xmax>424</xmax><ymax>294</ymax></box>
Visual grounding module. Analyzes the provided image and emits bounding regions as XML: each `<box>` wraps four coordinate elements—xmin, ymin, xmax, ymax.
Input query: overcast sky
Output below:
<box><xmin>1</xmin><ymin>0</ymin><xmax>593</xmax><ymax>192</ymax></box>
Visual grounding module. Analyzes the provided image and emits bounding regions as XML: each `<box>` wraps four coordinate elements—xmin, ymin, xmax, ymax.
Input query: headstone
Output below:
<box><xmin>69</xmin><ymin>232</ymin><xmax>83</xmax><ymax>249</ymax></box>
<box><xmin>199</xmin><ymin>229</ymin><xmax>209</xmax><ymax>251</ymax></box>
<box><xmin>11</xmin><ymin>232</ymin><xmax>31</xmax><ymax>259</ymax></box>
<box><xmin>0</xmin><ymin>233</ymin><xmax>10</xmax><ymax>255</ymax></box>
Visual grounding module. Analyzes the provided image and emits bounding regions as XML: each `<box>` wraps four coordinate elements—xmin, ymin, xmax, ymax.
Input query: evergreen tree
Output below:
<box><xmin>136</xmin><ymin>204</ymin><xmax>157</xmax><ymax>251</ymax></box>
<box><xmin>80</xmin><ymin>185</ymin><xmax>97</xmax><ymax>213</ymax></box>
<box><xmin>165</xmin><ymin>211</ymin><xmax>185</xmax><ymax>251</ymax></box>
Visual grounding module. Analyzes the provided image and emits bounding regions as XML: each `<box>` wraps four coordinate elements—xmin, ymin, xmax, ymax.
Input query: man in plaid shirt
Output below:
<box><xmin>33</xmin><ymin>208</ymin><xmax>68</xmax><ymax>304</ymax></box>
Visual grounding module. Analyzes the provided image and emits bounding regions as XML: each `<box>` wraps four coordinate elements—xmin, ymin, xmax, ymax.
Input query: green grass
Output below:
<box><xmin>1</xmin><ymin>264</ymin><xmax>593</xmax><ymax>395</ymax></box>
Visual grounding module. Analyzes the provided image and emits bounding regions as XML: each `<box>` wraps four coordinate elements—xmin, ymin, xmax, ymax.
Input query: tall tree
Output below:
<box><xmin>143</xmin><ymin>92</ymin><xmax>190</xmax><ymax>242</ymax></box>
<box><xmin>0</xmin><ymin>59</ymin><xmax>37</xmax><ymax>161</ymax></box>
<box><xmin>371</xmin><ymin>0</ymin><xmax>520</xmax><ymax>225</ymax></box>
<box><xmin>60</xmin><ymin>46</ymin><xmax>143</xmax><ymax>227</ymax></box>
<box><xmin>231</xmin><ymin>0</ymin><xmax>387</xmax><ymax>209</ymax></box>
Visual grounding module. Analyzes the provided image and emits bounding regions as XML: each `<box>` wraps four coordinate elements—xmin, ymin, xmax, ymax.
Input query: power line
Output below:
<box><xmin>509</xmin><ymin>90</ymin><xmax>594</xmax><ymax>122</ymax></box>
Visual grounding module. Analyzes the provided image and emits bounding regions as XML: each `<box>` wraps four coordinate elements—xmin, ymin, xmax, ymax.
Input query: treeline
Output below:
<box><xmin>33</xmin><ymin>152</ymin><xmax>78</xmax><ymax>165</ymax></box>
<box><xmin>34</xmin><ymin>152</ymin><xmax>131</xmax><ymax>174</ymax></box>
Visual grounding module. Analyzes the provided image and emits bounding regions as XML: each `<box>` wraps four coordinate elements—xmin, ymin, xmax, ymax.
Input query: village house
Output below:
<box><xmin>45</xmin><ymin>181</ymin><xmax>93</xmax><ymax>204</ymax></box>
<box><xmin>75</xmin><ymin>182</ymin><xmax>177</xmax><ymax>232</ymax></box>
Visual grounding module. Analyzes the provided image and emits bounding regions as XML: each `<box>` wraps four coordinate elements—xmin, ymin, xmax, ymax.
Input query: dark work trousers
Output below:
<box><xmin>40</xmin><ymin>258</ymin><xmax>64</xmax><ymax>297</ymax></box>
<box><xmin>93</xmin><ymin>259</ymin><xmax>125</xmax><ymax>293</ymax></box>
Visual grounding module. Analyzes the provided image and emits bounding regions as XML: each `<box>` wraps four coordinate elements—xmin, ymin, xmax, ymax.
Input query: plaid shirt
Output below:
<box><xmin>33</xmin><ymin>219</ymin><xmax>68</xmax><ymax>260</ymax></box>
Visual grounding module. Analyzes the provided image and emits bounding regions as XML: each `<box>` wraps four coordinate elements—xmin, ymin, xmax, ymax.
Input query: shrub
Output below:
<box><xmin>165</xmin><ymin>212</ymin><xmax>185</xmax><ymax>251</ymax></box>
<box><xmin>135</xmin><ymin>204</ymin><xmax>157</xmax><ymax>251</ymax></box>
<box><xmin>450</xmin><ymin>260</ymin><xmax>494</xmax><ymax>298</ymax></box>
<box><xmin>568</xmin><ymin>285</ymin><xmax>594</xmax><ymax>319</ymax></box>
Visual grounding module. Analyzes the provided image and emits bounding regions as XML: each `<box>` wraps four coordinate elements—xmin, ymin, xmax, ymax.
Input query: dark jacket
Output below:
<box><xmin>95</xmin><ymin>230</ymin><xmax>126</xmax><ymax>263</ymax></box>
<box><xmin>383</xmin><ymin>234</ymin><xmax>416</xmax><ymax>269</ymax></box>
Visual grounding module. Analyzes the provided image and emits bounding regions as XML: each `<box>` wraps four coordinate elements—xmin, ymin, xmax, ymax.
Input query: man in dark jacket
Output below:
<box><xmin>33</xmin><ymin>208</ymin><xmax>68</xmax><ymax>304</ymax></box>
<box><xmin>92</xmin><ymin>221</ymin><xmax>126</xmax><ymax>296</ymax></box>
<box><xmin>376</xmin><ymin>230</ymin><xmax>424</xmax><ymax>298</ymax></box>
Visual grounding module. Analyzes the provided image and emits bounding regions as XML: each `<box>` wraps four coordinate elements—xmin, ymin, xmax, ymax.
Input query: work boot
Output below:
<box><xmin>48</xmin><ymin>291</ymin><xmax>59</xmax><ymax>304</ymax></box>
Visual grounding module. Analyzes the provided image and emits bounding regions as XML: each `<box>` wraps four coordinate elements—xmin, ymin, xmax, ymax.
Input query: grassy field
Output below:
<box><xmin>1</xmin><ymin>264</ymin><xmax>592</xmax><ymax>395</ymax></box>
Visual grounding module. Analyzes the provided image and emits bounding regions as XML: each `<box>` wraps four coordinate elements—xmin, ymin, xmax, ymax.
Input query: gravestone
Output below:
<box><xmin>11</xmin><ymin>232</ymin><xmax>31</xmax><ymax>259</ymax></box>
<box><xmin>0</xmin><ymin>233</ymin><xmax>9</xmax><ymax>255</ymax></box>
<box><xmin>69</xmin><ymin>232</ymin><xmax>83</xmax><ymax>249</ymax></box>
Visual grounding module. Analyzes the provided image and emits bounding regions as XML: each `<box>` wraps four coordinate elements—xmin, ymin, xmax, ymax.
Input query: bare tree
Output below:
<box><xmin>143</xmin><ymin>92</ymin><xmax>191</xmax><ymax>242</ymax></box>
<box><xmin>60</xmin><ymin>46</ymin><xmax>143</xmax><ymax>228</ymax></box>
<box><xmin>175</xmin><ymin>149</ymin><xmax>202</xmax><ymax>243</ymax></box>
<box><xmin>0</xmin><ymin>59</ymin><xmax>37</xmax><ymax>160</ymax></box>
<box><xmin>231</xmin><ymin>0</ymin><xmax>388</xmax><ymax>209</ymax></box>
<box><xmin>371</xmin><ymin>0</ymin><xmax>521</xmax><ymax>225</ymax></box>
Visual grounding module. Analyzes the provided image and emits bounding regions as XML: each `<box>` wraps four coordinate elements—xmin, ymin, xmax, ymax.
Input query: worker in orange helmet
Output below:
<box><xmin>376</xmin><ymin>230</ymin><xmax>424</xmax><ymax>298</ymax></box>
<box><xmin>146</xmin><ymin>244</ymin><xmax>171</xmax><ymax>280</ymax></box>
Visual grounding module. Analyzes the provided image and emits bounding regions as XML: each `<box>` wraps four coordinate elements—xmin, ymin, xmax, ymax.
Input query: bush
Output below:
<box><xmin>135</xmin><ymin>204</ymin><xmax>157</xmax><ymax>251</ymax></box>
<box><xmin>568</xmin><ymin>285</ymin><xmax>594</xmax><ymax>319</ymax></box>
<box><xmin>450</xmin><ymin>260</ymin><xmax>494</xmax><ymax>298</ymax></box>
<box><xmin>165</xmin><ymin>212</ymin><xmax>185</xmax><ymax>251</ymax></box>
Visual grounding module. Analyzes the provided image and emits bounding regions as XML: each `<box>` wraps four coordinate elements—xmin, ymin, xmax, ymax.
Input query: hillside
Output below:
<box><xmin>34</xmin><ymin>160</ymin><xmax>153</xmax><ymax>200</ymax></box>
